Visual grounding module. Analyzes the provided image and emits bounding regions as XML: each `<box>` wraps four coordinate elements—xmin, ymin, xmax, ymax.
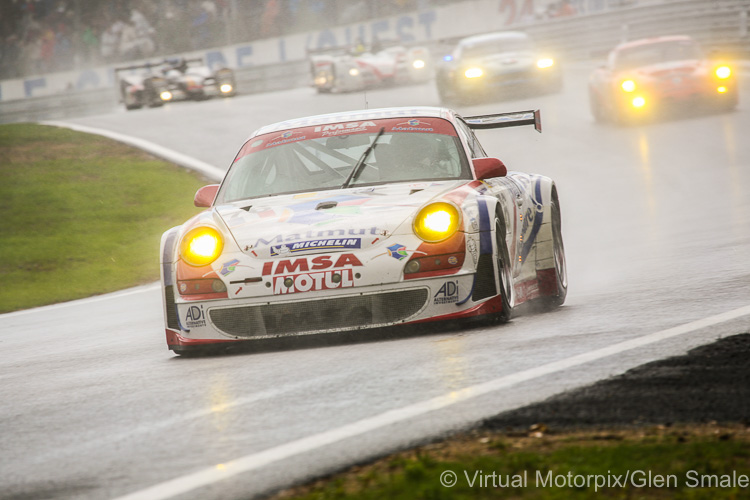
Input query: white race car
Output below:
<box><xmin>160</xmin><ymin>107</ymin><xmax>566</xmax><ymax>355</ymax></box>
<box><xmin>310</xmin><ymin>44</ymin><xmax>431</xmax><ymax>93</ymax></box>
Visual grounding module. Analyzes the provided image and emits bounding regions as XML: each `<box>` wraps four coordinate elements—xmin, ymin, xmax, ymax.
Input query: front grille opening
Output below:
<box><xmin>209</xmin><ymin>289</ymin><xmax>428</xmax><ymax>338</ymax></box>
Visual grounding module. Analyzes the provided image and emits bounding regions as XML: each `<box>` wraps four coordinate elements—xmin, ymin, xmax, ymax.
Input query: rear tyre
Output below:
<box><xmin>538</xmin><ymin>188</ymin><xmax>567</xmax><ymax>309</ymax></box>
<box><xmin>493</xmin><ymin>217</ymin><xmax>514</xmax><ymax>323</ymax></box>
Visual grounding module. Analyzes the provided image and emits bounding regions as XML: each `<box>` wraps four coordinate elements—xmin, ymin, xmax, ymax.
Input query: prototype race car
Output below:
<box><xmin>588</xmin><ymin>35</ymin><xmax>738</xmax><ymax>123</ymax></box>
<box><xmin>159</xmin><ymin>57</ymin><xmax>236</xmax><ymax>102</ymax></box>
<box><xmin>310</xmin><ymin>43</ymin><xmax>431</xmax><ymax>93</ymax></box>
<box><xmin>115</xmin><ymin>58</ymin><xmax>236</xmax><ymax>110</ymax></box>
<box><xmin>160</xmin><ymin>107</ymin><xmax>567</xmax><ymax>355</ymax></box>
<box><xmin>436</xmin><ymin>31</ymin><xmax>562</xmax><ymax>104</ymax></box>
<box><xmin>114</xmin><ymin>62</ymin><xmax>169</xmax><ymax>111</ymax></box>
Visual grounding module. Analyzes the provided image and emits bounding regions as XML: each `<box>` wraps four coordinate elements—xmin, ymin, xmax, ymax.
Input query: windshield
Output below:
<box><xmin>216</xmin><ymin>117</ymin><xmax>470</xmax><ymax>203</ymax></box>
<box><xmin>460</xmin><ymin>37</ymin><xmax>532</xmax><ymax>59</ymax></box>
<box><xmin>614</xmin><ymin>40</ymin><xmax>702</xmax><ymax>70</ymax></box>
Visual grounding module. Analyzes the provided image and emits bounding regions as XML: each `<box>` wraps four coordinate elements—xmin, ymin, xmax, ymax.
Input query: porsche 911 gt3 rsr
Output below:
<box><xmin>588</xmin><ymin>35</ymin><xmax>738</xmax><ymax>123</ymax></box>
<box><xmin>436</xmin><ymin>31</ymin><xmax>562</xmax><ymax>104</ymax></box>
<box><xmin>160</xmin><ymin>107</ymin><xmax>566</xmax><ymax>355</ymax></box>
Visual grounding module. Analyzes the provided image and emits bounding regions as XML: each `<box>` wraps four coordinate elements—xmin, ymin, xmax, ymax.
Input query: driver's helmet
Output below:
<box><xmin>166</xmin><ymin>57</ymin><xmax>188</xmax><ymax>72</ymax></box>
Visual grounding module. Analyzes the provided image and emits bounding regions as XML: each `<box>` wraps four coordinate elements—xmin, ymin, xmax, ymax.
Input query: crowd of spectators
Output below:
<box><xmin>0</xmin><ymin>0</ymin><xmax>468</xmax><ymax>79</ymax></box>
<box><xmin>0</xmin><ymin>0</ymin><xmax>620</xmax><ymax>80</ymax></box>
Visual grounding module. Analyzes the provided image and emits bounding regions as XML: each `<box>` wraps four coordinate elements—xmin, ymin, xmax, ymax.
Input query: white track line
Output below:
<box><xmin>0</xmin><ymin>282</ymin><xmax>160</xmax><ymax>319</ymax></box>
<box><xmin>41</xmin><ymin>121</ymin><xmax>225</xmax><ymax>182</ymax></box>
<box><xmin>112</xmin><ymin>304</ymin><xmax>750</xmax><ymax>500</ymax></box>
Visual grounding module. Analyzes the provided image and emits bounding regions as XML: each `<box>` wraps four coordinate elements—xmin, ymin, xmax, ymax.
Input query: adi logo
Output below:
<box><xmin>434</xmin><ymin>281</ymin><xmax>459</xmax><ymax>305</ymax></box>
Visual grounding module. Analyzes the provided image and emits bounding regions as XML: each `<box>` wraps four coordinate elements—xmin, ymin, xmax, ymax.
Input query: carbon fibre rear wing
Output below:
<box><xmin>464</xmin><ymin>109</ymin><xmax>542</xmax><ymax>133</ymax></box>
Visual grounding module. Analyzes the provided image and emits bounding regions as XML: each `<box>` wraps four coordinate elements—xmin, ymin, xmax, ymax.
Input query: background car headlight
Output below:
<box><xmin>413</xmin><ymin>202</ymin><xmax>460</xmax><ymax>242</ymax></box>
<box><xmin>715</xmin><ymin>66</ymin><xmax>731</xmax><ymax>79</ymax></box>
<box><xmin>160</xmin><ymin>91</ymin><xmax>173</xmax><ymax>101</ymax></box>
<box><xmin>220</xmin><ymin>83</ymin><xmax>233</xmax><ymax>93</ymax></box>
<box><xmin>412</xmin><ymin>59</ymin><xmax>426</xmax><ymax>69</ymax></box>
<box><xmin>349</xmin><ymin>68</ymin><xmax>360</xmax><ymax>76</ymax></box>
<box><xmin>631</xmin><ymin>96</ymin><xmax>646</xmax><ymax>108</ymax></box>
<box><xmin>464</xmin><ymin>67</ymin><xmax>484</xmax><ymax>79</ymax></box>
<box><xmin>621</xmin><ymin>80</ymin><xmax>636</xmax><ymax>92</ymax></box>
<box><xmin>180</xmin><ymin>226</ymin><xmax>224</xmax><ymax>266</ymax></box>
<box><xmin>536</xmin><ymin>58</ymin><xmax>554</xmax><ymax>69</ymax></box>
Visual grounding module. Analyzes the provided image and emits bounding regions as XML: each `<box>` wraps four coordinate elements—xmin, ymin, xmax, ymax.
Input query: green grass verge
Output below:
<box><xmin>0</xmin><ymin>123</ymin><xmax>209</xmax><ymax>313</ymax></box>
<box><xmin>273</xmin><ymin>425</ymin><xmax>750</xmax><ymax>499</ymax></box>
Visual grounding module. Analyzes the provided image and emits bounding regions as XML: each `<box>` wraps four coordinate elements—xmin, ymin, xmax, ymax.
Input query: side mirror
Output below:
<box><xmin>472</xmin><ymin>157</ymin><xmax>507</xmax><ymax>180</ymax></box>
<box><xmin>194</xmin><ymin>184</ymin><xmax>219</xmax><ymax>207</ymax></box>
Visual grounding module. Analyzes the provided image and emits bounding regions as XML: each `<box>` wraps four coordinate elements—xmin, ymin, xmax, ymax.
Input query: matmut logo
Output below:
<box><xmin>262</xmin><ymin>253</ymin><xmax>363</xmax><ymax>276</ymax></box>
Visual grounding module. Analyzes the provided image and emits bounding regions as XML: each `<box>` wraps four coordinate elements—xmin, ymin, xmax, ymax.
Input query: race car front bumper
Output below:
<box><xmin>165</xmin><ymin>271</ymin><xmax>495</xmax><ymax>351</ymax></box>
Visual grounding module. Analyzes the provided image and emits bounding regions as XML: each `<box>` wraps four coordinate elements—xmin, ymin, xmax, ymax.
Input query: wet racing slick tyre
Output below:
<box><xmin>493</xmin><ymin>215</ymin><xmax>515</xmax><ymax>323</ymax></box>
<box><xmin>538</xmin><ymin>187</ymin><xmax>567</xmax><ymax>309</ymax></box>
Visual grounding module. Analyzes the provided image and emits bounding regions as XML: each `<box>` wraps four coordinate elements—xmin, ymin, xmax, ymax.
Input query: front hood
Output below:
<box><xmin>215</xmin><ymin>180</ymin><xmax>468</xmax><ymax>258</ymax></box>
<box><xmin>465</xmin><ymin>51</ymin><xmax>536</xmax><ymax>72</ymax></box>
<box><xmin>626</xmin><ymin>59</ymin><xmax>706</xmax><ymax>80</ymax></box>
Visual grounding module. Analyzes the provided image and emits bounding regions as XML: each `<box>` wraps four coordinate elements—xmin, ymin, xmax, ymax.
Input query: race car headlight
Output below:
<box><xmin>621</xmin><ymin>80</ymin><xmax>636</xmax><ymax>92</ymax></box>
<box><xmin>715</xmin><ymin>66</ymin><xmax>731</xmax><ymax>79</ymax></box>
<box><xmin>180</xmin><ymin>226</ymin><xmax>224</xmax><ymax>267</ymax></box>
<box><xmin>412</xmin><ymin>59</ymin><xmax>426</xmax><ymax>69</ymax></box>
<box><xmin>349</xmin><ymin>68</ymin><xmax>360</xmax><ymax>76</ymax></box>
<box><xmin>464</xmin><ymin>67</ymin><xmax>484</xmax><ymax>79</ymax></box>
<box><xmin>160</xmin><ymin>91</ymin><xmax>173</xmax><ymax>101</ymax></box>
<box><xmin>536</xmin><ymin>58</ymin><xmax>554</xmax><ymax>69</ymax></box>
<box><xmin>413</xmin><ymin>202</ymin><xmax>460</xmax><ymax>243</ymax></box>
<box><xmin>220</xmin><ymin>83</ymin><xmax>233</xmax><ymax>93</ymax></box>
<box><xmin>631</xmin><ymin>96</ymin><xmax>646</xmax><ymax>108</ymax></box>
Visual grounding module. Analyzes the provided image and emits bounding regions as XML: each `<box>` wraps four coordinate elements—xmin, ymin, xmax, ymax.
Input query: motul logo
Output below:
<box><xmin>262</xmin><ymin>253</ymin><xmax>363</xmax><ymax>276</ymax></box>
<box><xmin>273</xmin><ymin>269</ymin><xmax>355</xmax><ymax>295</ymax></box>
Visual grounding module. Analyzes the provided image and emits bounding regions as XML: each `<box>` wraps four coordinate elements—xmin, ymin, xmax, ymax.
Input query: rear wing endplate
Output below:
<box><xmin>464</xmin><ymin>109</ymin><xmax>542</xmax><ymax>133</ymax></box>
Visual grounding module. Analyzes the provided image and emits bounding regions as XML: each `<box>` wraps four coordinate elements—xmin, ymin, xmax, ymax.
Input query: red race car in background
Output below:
<box><xmin>588</xmin><ymin>35</ymin><xmax>737</xmax><ymax>123</ymax></box>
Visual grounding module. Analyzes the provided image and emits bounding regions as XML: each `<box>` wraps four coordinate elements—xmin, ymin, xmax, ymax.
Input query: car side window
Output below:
<box><xmin>455</xmin><ymin>119</ymin><xmax>488</xmax><ymax>159</ymax></box>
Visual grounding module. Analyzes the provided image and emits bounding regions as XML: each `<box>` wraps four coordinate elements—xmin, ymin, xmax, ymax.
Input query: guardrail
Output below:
<box><xmin>1</xmin><ymin>0</ymin><xmax>747</xmax><ymax>124</ymax></box>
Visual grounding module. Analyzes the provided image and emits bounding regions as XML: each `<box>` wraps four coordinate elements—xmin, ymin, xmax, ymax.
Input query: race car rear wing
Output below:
<box><xmin>114</xmin><ymin>58</ymin><xmax>204</xmax><ymax>73</ymax></box>
<box><xmin>464</xmin><ymin>109</ymin><xmax>542</xmax><ymax>133</ymax></box>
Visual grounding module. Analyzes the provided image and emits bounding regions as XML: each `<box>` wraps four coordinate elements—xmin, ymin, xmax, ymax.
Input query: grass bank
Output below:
<box><xmin>0</xmin><ymin>123</ymin><xmax>208</xmax><ymax>313</ymax></box>
<box><xmin>273</xmin><ymin>424</ymin><xmax>750</xmax><ymax>499</ymax></box>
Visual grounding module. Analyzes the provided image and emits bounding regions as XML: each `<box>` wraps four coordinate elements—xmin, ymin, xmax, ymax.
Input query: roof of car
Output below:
<box><xmin>252</xmin><ymin>106</ymin><xmax>456</xmax><ymax>136</ymax></box>
<box><xmin>458</xmin><ymin>31</ymin><xmax>529</xmax><ymax>47</ymax></box>
<box><xmin>614</xmin><ymin>35</ymin><xmax>695</xmax><ymax>52</ymax></box>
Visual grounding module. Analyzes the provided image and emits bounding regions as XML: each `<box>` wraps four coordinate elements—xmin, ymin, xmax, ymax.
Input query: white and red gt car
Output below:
<box><xmin>310</xmin><ymin>45</ymin><xmax>431</xmax><ymax>93</ymax></box>
<box><xmin>588</xmin><ymin>35</ymin><xmax>737</xmax><ymax>123</ymax></box>
<box><xmin>160</xmin><ymin>107</ymin><xmax>566</xmax><ymax>355</ymax></box>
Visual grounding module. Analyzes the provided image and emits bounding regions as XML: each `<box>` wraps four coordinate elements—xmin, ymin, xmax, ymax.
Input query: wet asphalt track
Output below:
<box><xmin>1</xmin><ymin>61</ymin><xmax>749</xmax><ymax>499</ymax></box>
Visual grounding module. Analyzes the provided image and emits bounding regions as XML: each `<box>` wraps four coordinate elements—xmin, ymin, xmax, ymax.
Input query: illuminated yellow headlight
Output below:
<box><xmin>717</xmin><ymin>86</ymin><xmax>728</xmax><ymax>93</ymax></box>
<box><xmin>536</xmin><ymin>58</ymin><xmax>554</xmax><ymax>69</ymax></box>
<box><xmin>220</xmin><ymin>83</ymin><xmax>233</xmax><ymax>93</ymax></box>
<box><xmin>464</xmin><ymin>67</ymin><xmax>484</xmax><ymax>79</ymax></box>
<box><xmin>180</xmin><ymin>226</ymin><xmax>224</xmax><ymax>267</ymax></box>
<box><xmin>413</xmin><ymin>202</ymin><xmax>460</xmax><ymax>243</ymax></box>
<box><xmin>715</xmin><ymin>66</ymin><xmax>731</xmax><ymax>79</ymax></box>
<box><xmin>412</xmin><ymin>59</ymin><xmax>426</xmax><ymax>69</ymax></box>
<box><xmin>349</xmin><ymin>68</ymin><xmax>360</xmax><ymax>76</ymax></box>
<box><xmin>631</xmin><ymin>96</ymin><xmax>646</xmax><ymax>108</ymax></box>
<box><xmin>160</xmin><ymin>91</ymin><xmax>173</xmax><ymax>101</ymax></box>
<box><xmin>621</xmin><ymin>80</ymin><xmax>636</xmax><ymax>92</ymax></box>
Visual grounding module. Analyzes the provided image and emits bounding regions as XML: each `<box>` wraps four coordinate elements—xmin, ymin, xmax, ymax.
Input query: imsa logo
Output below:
<box><xmin>434</xmin><ymin>281</ymin><xmax>459</xmax><ymax>305</ymax></box>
